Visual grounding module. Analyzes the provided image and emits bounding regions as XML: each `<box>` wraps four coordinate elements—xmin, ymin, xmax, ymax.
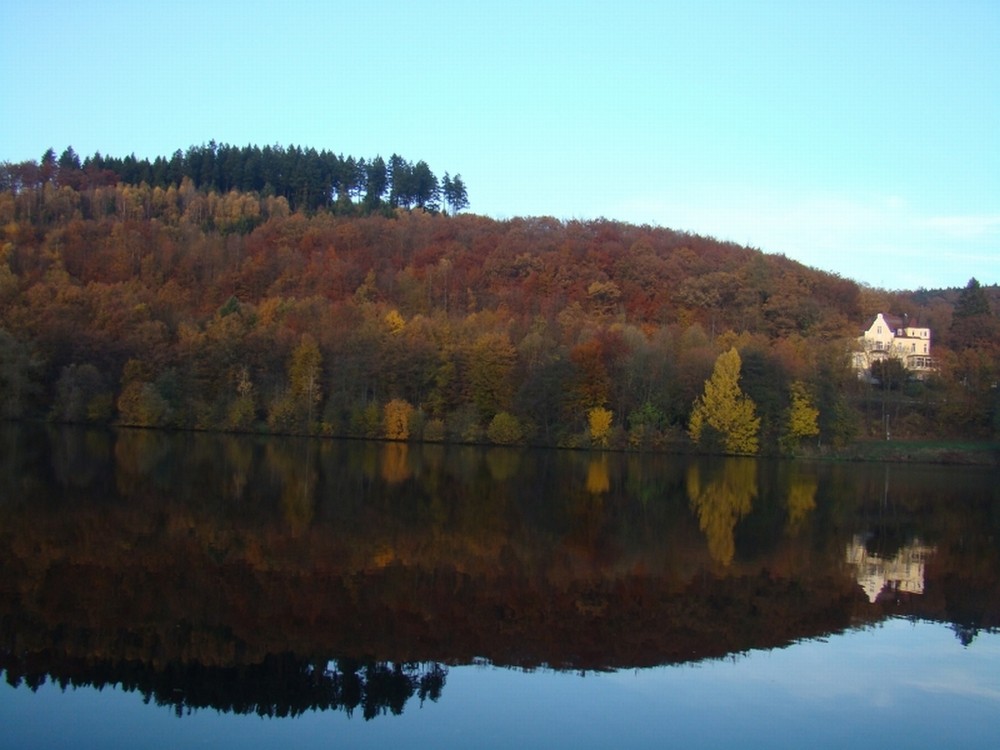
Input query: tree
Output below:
<box><xmin>227</xmin><ymin>366</ymin><xmax>256</xmax><ymax>431</ymax></box>
<box><xmin>388</xmin><ymin>154</ymin><xmax>412</xmax><ymax>208</ymax></box>
<box><xmin>738</xmin><ymin>345</ymin><xmax>789</xmax><ymax>450</ymax></box>
<box><xmin>50</xmin><ymin>363</ymin><xmax>112</xmax><ymax>423</ymax></box>
<box><xmin>688</xmin><ymin>348</ymin><xmax>760</xmax><ymax>455</ymax></box>
<box><xmin>487</xmin><ymin>411</ymin><xmax>524</xmax><ymax>445</ymax></box>
<box><xmin>0</xmin><ymin>328</ymin><xmax>43</xmax><ymax>419</ymax></box>
<box><xmin>588</xmin><ymin>406</ymin><xmax>613</xmax><ymax>448</ymax></box>
<box><xmin>782</xmin><ymin>381</ymin><xmax>819</xmax><ymax>452</ymax></box>
<box><xmin>627</xmin><ymin>401</ymin><xmax>665</xmax><ymax>449</ymax></box>
<box><xmin>383</xmin><ymin>398</ymin><xmax>414</xmax><ymax>440</ymax></box>
<box><xmin>270</xmin><ymin>334</ymin><xmax>323</xmax><ymax>433</ymax></box>
<box><xmin>117</xmin><ymin>359</ymin><xmax>171</xmax><ymax>427</ymax></box>
<box><xmin>410</xmin><ymin>160</ymin><xmax>439</xmax><ymax>211</ymax></box>
<box><xmin>950</xmin><ymin>277</ymin><xmax>997</xmax><ymax>350</ymax></box>
<box><xmin>365</xmin><ymin>156</ymin><xmax>388</xmax><ymax>210</ymax></box>
<box><xmin>442</xmin><ymin>173</ymin><xmax>468</xmax><ymax>214</ymax></box>
<box><xmin>954</xmin><ymin>277</ymin><xmax>991</xmax><ymax>319</ymax></box>
<box><xmin>290</xmin><ymin>333</ymin><xmax>322</xmax><ymax>420</ymax></box>
<box><xmin>467</xmin><ymin>332</ymin><xmax>517</xmax><ymax>421</ymax></box>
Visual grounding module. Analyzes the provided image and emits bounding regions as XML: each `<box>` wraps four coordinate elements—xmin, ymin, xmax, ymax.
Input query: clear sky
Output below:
<box><xmin>2</xmin><ymin>1</ymin><xmax>997</xmax><ymax>290</ymax></box>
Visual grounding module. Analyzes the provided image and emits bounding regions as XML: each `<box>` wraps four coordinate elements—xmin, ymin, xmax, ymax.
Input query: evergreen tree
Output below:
<box><xmin>365</xmin><ymin>155</ymin><xmax>388</xmax><ymax>210</ymax></box>
<box><xmin>388</xmin><ymin>154</ymin><xmax>412</xmax><ymax>208</ymax></box>
<box><xmin>411</xmin><ymin>160</ymin><xmax>439</xmax><ymax>211</ymax></box>
<box><xmin>950</xmin><ymin>277</ymin><xmax>997</xmax><ymax>349</ymax></box>
<box><xmin>443</xmin><ymin>173</ymin><xmax>468</xmax><ymax>213</ymax></box>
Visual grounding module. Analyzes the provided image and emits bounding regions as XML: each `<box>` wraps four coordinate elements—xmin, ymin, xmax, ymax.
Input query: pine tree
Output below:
<box><xmin>950</xmin><ymin>277</ymin><xmax>997</xmax><ymax>349</ymax></box>
<box><xmin>444</xmin><ymin>173</ymin><xmax>468</xmax><ymax>213</ymax></box>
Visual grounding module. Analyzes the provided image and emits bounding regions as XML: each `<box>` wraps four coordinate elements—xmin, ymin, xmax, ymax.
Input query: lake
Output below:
<box><xmin>1</xmin><ymin>425</ymin><xmax>998</xmax><ymax>748</ymax></box>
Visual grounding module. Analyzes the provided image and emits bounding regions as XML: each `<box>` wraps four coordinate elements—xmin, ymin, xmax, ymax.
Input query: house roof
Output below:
<box><xmin>881</xmin><ymin>313</ymin><xmax>905</xmax><ymax>331</ymax></box>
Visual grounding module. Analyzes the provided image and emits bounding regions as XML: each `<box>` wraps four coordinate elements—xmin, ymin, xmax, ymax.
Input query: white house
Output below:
<box><xmin>853</xmin><ymin>313</ymin><xmax>934</xmax><ymax>376</ymax></box>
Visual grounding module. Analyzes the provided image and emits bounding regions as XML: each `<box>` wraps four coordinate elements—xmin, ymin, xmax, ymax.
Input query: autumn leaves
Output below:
<box><xmin>688</xmin><ymin>348</ymin><xmax>818</xmax><ymax>456</ymax></box>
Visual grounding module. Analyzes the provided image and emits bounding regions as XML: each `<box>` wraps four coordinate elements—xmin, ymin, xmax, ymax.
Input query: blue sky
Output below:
<box><xmin>2</xmin><ymin>1</ymin><xmax>997</xmax><ymax>290</ymax></box>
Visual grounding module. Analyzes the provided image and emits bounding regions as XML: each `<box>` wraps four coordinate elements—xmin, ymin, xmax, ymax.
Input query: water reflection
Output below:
<box><xmin>785</xmin><ymin>466</ymin><xmax>817</xmax><ymax>535</ymax></box>
<box><xmin>686</xmin><ymin>458</ymin><xmax>756</xmax><ymax>565</ymax></box>
<box><xmin>846</xmin><ymin>535</ymin><xmax>933</xmax><ymax>603</ymax></box>
<box><xmin>585</xmin><ymin>456</ymin><xmax>610</xmax><ymax>495</ymax></box>
<box><xmin>1</xmin><ymin>424</ymin><xmax>998</xmax><ymax>720</ymax></box>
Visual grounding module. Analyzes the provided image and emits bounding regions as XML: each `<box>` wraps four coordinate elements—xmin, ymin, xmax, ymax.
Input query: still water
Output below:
<box><xmin>1</xmin><ymin>425</ymin><xmax>998</xmax><ymax>748</ymax></box>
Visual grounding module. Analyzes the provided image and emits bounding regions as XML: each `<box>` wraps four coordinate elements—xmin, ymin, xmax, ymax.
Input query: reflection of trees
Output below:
<box><xmin>486</xmin><ymin>447</ymin><xmax>520</xmax><ymax>482</ymax></box>
<box><xmin>380</xmin><ymin>442</ymin><xmax>411</xmax><ymax>484</ymax></box>
<box><xmin>687</xmin><ymin>458</ymin><xmax>756</xmax><ymax>566</ymax></box>
<box><xmin>785</xmin><ymin>468</ymin><xmax>817</xmax><ymax>535</ymax></box>
<box><xmin>268</xmin><ymin>441</ymin><xmax>316</xmax><ymax>533</ymax></box>
<box><xmin>3</xmin><ymin>425</ymin><xmax>1000</xmax><ymax>695</ymax></box>
<box><xmin>224</xmin><ymin>435</ymin><xmax>254</xmax><ymax>502</ymax></box>
<box><xmin>114</xmin><ymin>428</ymin><xmax>173</xmax><ymax>497</ymax></box>
<box><xmin>50</xmin><ymin>427</ymin><xmax>113</xmax><ymax>491</ymax></box>
<box><xmin>585</xmin><ymin>456</ymin><xmax>610</xmax><ymax>494</ymax></box>
<box><xmin>0</xmin><ymin>653</ymin><xmax>446</xmax><ymax>721</ymax></box>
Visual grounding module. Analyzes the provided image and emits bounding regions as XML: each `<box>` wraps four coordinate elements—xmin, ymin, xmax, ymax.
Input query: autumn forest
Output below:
<box><xmin>1</xmin><ymin>145</ymin><xmax>999</xmax><ymax>453</ymax></box>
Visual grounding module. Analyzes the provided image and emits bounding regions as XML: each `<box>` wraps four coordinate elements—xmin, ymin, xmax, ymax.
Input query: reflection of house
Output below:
<box><xmin>845</xmin><ymin>535</ymin><xmax>934</xmax><ymax>603</ymax></box>
<box><xmin>852</xmin><ymin>313</ymin><xmax>934</xmax><ymax>377</ymax></box>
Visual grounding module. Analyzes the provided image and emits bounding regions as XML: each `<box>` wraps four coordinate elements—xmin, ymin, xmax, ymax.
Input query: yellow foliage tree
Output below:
<box><xmin>688</xmin><ymin>348</ymin><xmax>760</xmax><ymax>455</ymax></box>
<box><xmin>588</xmin><ymin>406</ymin><xmax>614</xmax><ymax>448</ymax></box>
<box><xmin>383</xmin><ymin>398</ymin><xmax>414</xmax><ymax>440</ymax></box>
<box><xmin>783</xmin><ymin>380</ymin><xmax>820</xmax><ymax>452</ymax></box>
<box><xmin>384</xmin><ymin>308</ymin><xmax>406</xmax><ymax>334</ymax></box>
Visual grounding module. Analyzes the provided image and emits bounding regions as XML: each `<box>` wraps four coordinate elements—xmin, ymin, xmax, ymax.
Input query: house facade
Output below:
<box><xmin>853</xmin><ymin>313</ymin><xmax>934</xmax><ymax>376</ymax></box>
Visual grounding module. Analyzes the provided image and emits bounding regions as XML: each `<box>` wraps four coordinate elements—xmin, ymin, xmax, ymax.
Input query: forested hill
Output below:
<box><xmin>0</xmin><ymin>164</ymin><xmax>998</xmax><ymax>450</ymax></box>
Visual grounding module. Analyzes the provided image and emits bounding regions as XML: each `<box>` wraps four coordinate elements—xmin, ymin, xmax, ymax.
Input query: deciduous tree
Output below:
<box><xmin>782</xmin><ymin>380</ymin><xmax>819</xmax><ymax>453</ymax></box>
<box><xmin>688</xmin><ymin>348</ymin><xmax>760</xmax><ymax>455</ymax></box>
<box><xmin>588</xmin><ymin>406</ymin><xmax>613</xmax><ymax>448</ymax></box>
<box><xmin>383</xmin><ymin>398</ymin><xmax>414</xmax><ymax>440</ymax></box>
<box><xmin>487</xmin><ymin>411</ymin><xmax>524</xmax><ymax>445</ymax></box>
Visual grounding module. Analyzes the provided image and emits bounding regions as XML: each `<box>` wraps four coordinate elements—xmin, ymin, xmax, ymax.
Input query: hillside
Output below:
<box><xmin>1</xmin><ymin>154</ymin><xmax>998</xmax><ymax>450</ymax></box>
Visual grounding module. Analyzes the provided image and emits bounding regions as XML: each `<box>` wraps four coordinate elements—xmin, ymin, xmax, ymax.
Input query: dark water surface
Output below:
<box><xmin>1</xmin><ymin>425</ymin><xmax>998</xmax><ymax>748</ymax></box>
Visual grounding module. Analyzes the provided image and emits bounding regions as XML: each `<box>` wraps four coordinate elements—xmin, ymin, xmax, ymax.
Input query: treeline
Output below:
<box><xmin>0</xmin><ymin>178</ymin><xmax>998</xmax><ymax>451</ymax></box>
<box><xmin>0</xmin><ymin>143</ymin><xmax>469</xmax><ymax>215</ymax></box>
<box><xmin>0</xmin><ymin>653</ymin><xmax>445</xmax><ymax>720</ymax></box>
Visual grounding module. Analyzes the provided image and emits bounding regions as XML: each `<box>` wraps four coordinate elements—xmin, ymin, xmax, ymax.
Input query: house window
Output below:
<box><xmin>877</xmin><ymin>326</ymin><xmax>882</xmax><ymax>334</ymax></box>
<box><xmin>912</xmin><ymin>343</ymin><xmax>916</xmax><ymax>352</ymax></box>
<box><xmin>875</xmin><ymin>341</ymin><xmax>883</xmax><ymax>350</ymax></box>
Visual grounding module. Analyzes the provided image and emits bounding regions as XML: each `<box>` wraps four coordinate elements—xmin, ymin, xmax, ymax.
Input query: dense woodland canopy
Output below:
<box><xmin>1</xmin><ymin>146</ymin><xmax>999</xmax><ymax>451</ymax></box>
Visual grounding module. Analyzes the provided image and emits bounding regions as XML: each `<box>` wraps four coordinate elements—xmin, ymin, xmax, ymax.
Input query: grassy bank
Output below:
<box><xmin>828</xmin><ymin>439</ymin><xmax>1000</xmax><ymax>466</ymax></box>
